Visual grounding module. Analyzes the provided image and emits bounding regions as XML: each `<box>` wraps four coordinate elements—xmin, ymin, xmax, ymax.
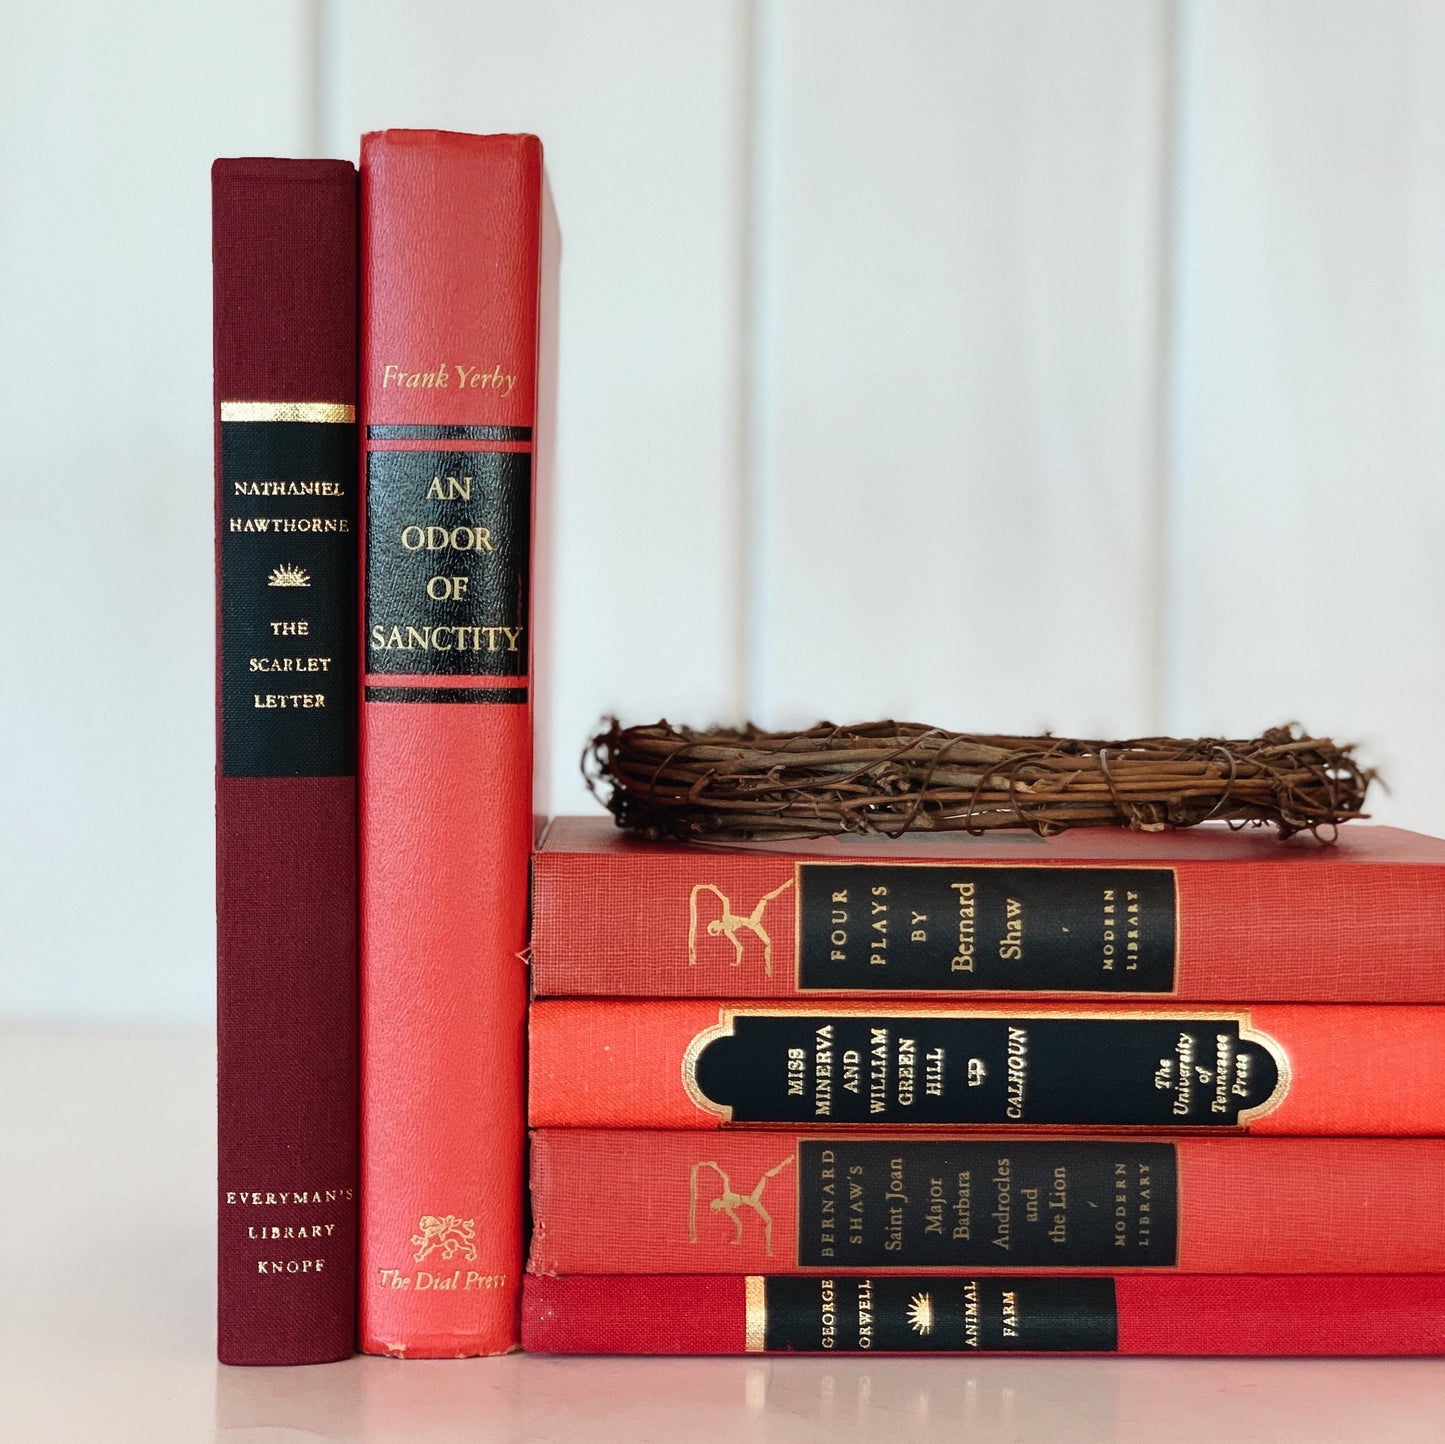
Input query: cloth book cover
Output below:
<box><xmin>529</xmin><ymin>1000</ymin><xmax>1445</xmax><ymax>1134</ymax></box>
<box><xmin>359</xmin><ymin>130</ymin><xmax>548</xmax><ymax>1358</ymax></box>
<box><xmin>213</xmin><ymin>156</ymin><xmax>360</xmax><ymax>1366</ymax></box>
<box><xmin>522</xmin><ymin>1273</ymin><xmax>1445</xmax><ymax>1356</ymax></box>
<box><xmin>528</xmin><ymin>1129</ymin><xmax>1445</xmax><ymax>1277</ymax></box>
<box><xmin>532</xmin><ymin>816</ymin><xmax>1445</xmax><ymax>1001</ymax></box>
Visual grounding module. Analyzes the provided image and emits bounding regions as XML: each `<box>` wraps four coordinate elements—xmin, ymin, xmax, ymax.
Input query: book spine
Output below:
<box><xmin>359</xmin><ymin>131</ymin><xmax>542</xmax><ymax>1358</ymax></box>
<box><xmin>532</xmin><ymin>848</ymin><xmax>1445</xmax><ymax>1001</ymax></box>
<box><xmin>522</xmin><ymin>1273</ymin><xmax>1445</xmax><ymax>1356</ymax></box>
<box><xmin>527</xmin><ymin>1129</ymin><xmax>1445</xmax><ymax>1276</ymax></box>
<box><xmin>213</xmin><ymin>158</ymin><xmax>359</xmax><ymax>1366</ymax></box>
<box><xmin>528</xmin><ymin>1000</ymin><xmax>1445</xmax><ymax>1134</ymax></box>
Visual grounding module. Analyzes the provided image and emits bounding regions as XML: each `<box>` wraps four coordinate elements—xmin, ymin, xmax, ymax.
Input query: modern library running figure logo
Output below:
<box><xmin>688</xmin><ymin>1156</ymin><xmax>795</xmax><ymax>1255</ymax></box>
<box><xmin>688</xmin><ymin>880</ymin><xmax>795</xmax><ymax>975</ymax></box>
<box><xmin>410</xmin><ymin>1214</ymin><xmax>478</xmax><ymax>1263</ymax></box>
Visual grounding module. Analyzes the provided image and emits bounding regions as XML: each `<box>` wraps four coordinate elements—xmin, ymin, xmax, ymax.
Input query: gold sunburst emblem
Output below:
<box><xmin>907</xmin><ymin>1292</ymin><xmax>935</xmax><ymax>1336</ymax></box>
<box><xmin>267</xmin><ymin>563</ymin><xmax>311</xmax><ymax>588</ymax></box>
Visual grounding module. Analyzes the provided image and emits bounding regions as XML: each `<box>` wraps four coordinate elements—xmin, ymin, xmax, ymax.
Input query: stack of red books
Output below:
<box><xmin>523</xmin><ymin>818</ymin><xmax>1445</xmax><ymax>1356</ymax></box>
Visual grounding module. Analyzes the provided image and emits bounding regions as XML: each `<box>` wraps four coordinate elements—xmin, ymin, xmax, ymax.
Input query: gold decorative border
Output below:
<box><xmin>744</xmin><ymin>1276</ymin><xmax>767</xmax><ymax>1352</ymax></box>
<box><xmin>680</xmin><ymin>1009</ymin><xmax>738</xmax><ymax>1121</ymax></box>
<box><xmin>792</xmin><ymin>860</ymin><xmax>1182</xmax><ymax>997</ymax></box>
<box><xmin>220</xmin><ymin>400</ymin><xmax>356</xmax><ymax>423</ymax></box>
<box><xmin>680</xmin><ymin>1005</ymin><xmax>1290</xmax><ymax>1130</ymax></box>
<box><xmin>1234</xmin><ymin>1017</ymin><xmax>1291</xmax><ymax>1125</ymax></box>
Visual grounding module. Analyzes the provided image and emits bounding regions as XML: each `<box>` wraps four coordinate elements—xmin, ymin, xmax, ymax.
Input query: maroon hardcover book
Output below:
<box><xmin>213</xmin><ymin>158</ymin><xmax>359</xmax><ymax>1365</ymax></box>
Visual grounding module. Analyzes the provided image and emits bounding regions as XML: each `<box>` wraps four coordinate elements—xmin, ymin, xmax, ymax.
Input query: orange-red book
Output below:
<box><xmin>532</xmin><ymin>817</ymin><xmax>1445</xmax><ymax>1000</ymax></box>
<box><xmin>359</xmin><ymin>131</ymin><xmax>549</xmax><ymax>1358</ymax></box>
<box><xmin>529</xmin><ymin>1000</ymin><xmax>1445</xmax><ymax>1134</ymax></box>
<box><xmin>528</xmin><ymin>1129</ymin><xmax>1445</xmax><ymax>1276</ymax></box>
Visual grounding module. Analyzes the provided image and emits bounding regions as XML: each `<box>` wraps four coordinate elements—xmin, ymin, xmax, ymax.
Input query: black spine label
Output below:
<box><xmin>691</xmin><ymin>1012</ymin><xmax>1283</xmax><ymax>1127</ymax></box>
<box><xmin>364</xmin><ymin>446</ymin><xmax>530</xmax><ymax>694</ymax></box>
<box><xmin>796</xmin><ymin>1139</ymin><xmax>1177</xmax><ymax>1268</ymax></box>
<box><xmin>761</xmin><ymin>1275</ymin><xmax>1118</xmax><ymax>1352</ymax></box>
<box><xmin>220</xmin><ymin>419</ymin><xmax>357</xmax><ymax>777</ymax></box>
<box><xmin>797</xmin><ymin>863</ymin><xmax>1176</xmax><ymax>992</ymax></box>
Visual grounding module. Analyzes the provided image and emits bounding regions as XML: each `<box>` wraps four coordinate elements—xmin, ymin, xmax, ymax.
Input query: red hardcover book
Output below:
<box><xmin>529</xmin><ymin>1000</ymin><xmax>1445</xmax><ymax>1134</ymax></box>
<box><xmin>213</xmin><ymin>158</ymin><xmax>359</xmax><ymax>1365</ymax></box>
<box><xmin>532</xmin><ymin>816</ymin><xmax>1445</xmax><ymax>1001</ymax></box>
<box><xmin>528</xmin><ymin>1129</ymin><xmax>1445</xmax><ymax>1276</ymax></box>
<box><xmin>522</xmin><ymin>1273</ymin><xmax>1445</xmax><ymax>1356</ymax></box>
<box><xmin>359</xmin><ymin>131</ymin><xmax>547</xmax><ymax>1358</ymax></box>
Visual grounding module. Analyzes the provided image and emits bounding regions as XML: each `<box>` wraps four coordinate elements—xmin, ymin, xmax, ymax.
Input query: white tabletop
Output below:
<box><xmin>4</xmin><ymin>1026</ymin><xmax>1443</xmax><ymax>1444</ymax></box>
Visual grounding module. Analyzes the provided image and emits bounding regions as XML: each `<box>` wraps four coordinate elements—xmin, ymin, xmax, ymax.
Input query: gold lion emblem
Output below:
<box><xmin>410</xmin><ymin>1214</ymin><xmax>478</xmax><ymax>1263</ymax></box>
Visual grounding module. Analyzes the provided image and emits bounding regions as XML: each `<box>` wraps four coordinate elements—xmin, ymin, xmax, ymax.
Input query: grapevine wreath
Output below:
<box><xmin>586</xmin><ymin>720</ymin><xmax>1371</xmax><ymax>843</ymax></box>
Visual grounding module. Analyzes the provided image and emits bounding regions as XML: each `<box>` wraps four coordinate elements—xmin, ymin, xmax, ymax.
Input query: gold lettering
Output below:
<box><xmin>425</xmin><ymin>574</ymin><xmax>470</xmax><ymax>601</ymax></box>
<box><xmin>426</xmin><ymin>475</ymin><xmax>473</xmax><ymax>501</ymax></box>
<box><xmin>253</xmin><ymin>693</ymin><xmax>326</xmax><ymax>709</ymax></box>
<box><xmin>399</xmin><ymin>523</ymin><xmax>494</xmax><ymax>553</ymax></box>
<box><xmin>453</xmin><ymin>362</ymin><xmax>518</xmax><ymax>394</ymax></box>
<box><xmin>951</xmin><ymin>881</ymin><xmax>976</xmax><ymax>972</ymax></box>
<box><xmin>382</xmin><ymin>361</ymin><xmax>449</xmax><ymax>389</ymax></box>
<box><xmin>231</xmin><ymin>480</ymin><xmax>343</xmax><ymax>497</ymax></box>
<box><xmin>369</xmin><ymin>624</ymin><xmax>523</xmax><ymax>653</ymax></box>
<box><xmin>222</xmin><ymin>1185</ymin><xmax>354</xmax><ymax>1206</ymax></box>
<box><xmin>378</xmin><ymin>362</ymin><xmax>517</xmax><ymax>394</ymax></box>
<box><xmin>248</xmin><ymin>656</ymin><xmax>332</xmax><ymax>673</ymax></box>
<box><xmin>228</xmin><ymin>516</ymin><xmax>348</xmax><ymax>534</ymax></box>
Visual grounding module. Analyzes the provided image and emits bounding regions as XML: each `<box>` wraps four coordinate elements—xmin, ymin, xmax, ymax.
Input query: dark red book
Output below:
<box><xmin>528</xmin><ymin>1129</ymin><xmax>1445</xmax><ymax>1276</ymax></box>
<box><xmin>213</xmin><ymin>157</ymin><xmax>359</xmax><ymax>1366</ymax></box>
<box><xmin>359</xmin><ymin>131</ymin><xmax>547</xmax><ymax>1358</ymax></box>
<box><xmin>532</xmin><ymin>816</ymin><xmax>1445</xmax><ymax>1001</ymax></box>
<box><xmin>523</xmin><ymin>1273</ymin><xmax>1445</xmax><ymax>1356</ymax></box>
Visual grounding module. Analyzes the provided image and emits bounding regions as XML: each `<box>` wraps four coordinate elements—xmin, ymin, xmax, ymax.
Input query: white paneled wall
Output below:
<box><xmin>2</xmin><ymin>0</ymin><xmax>1441</xmax><ymax>1022</ymax></box>
<box><xmin>1167</xmin><ymin>0</ymin><xmax>1445</xmax><ymax>835</ymax></box>
<box><xmin>1</xmin><ymin>1</ymin><xmax>316</xmax><ymax>1023</ymax></box>
<box><xmin>330</xmin><ymin>0</ymin><xmax>753</xmax><ymax>796</ymax></box>
<box><xmin>749</xmin><ymin>0</ymin><xmax>1169</xmax><ymax>736</ymax></box>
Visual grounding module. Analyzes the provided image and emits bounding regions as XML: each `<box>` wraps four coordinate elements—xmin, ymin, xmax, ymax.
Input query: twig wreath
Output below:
<box><xmin>586</xmin><ymin>720</ymin><xmax>1372</xmax><ymax>843</ymax></box>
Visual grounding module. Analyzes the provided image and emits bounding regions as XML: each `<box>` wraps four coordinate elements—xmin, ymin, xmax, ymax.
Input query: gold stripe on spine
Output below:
<box><xmin>221</xmin><ymin>401</ymin><xmax>356</xmax><ymax>423</ymax></box>
<box><xmin>744</xmin><ymin>1277</ymin><xmax>767</xmax><ymax>1353</ymax></box>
